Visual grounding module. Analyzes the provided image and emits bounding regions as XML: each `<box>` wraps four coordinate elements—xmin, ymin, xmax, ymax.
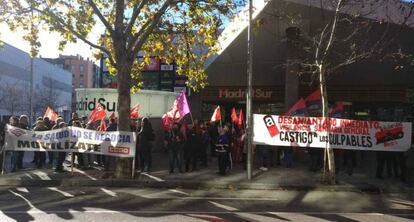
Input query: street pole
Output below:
<box><xmin>29</xmin><ymin>57</ymin><xmax>34</xmax><ymax>125</ymax></box>
<box><xmin>246</xmin><ymin>0</ymin><xmax>254</xmax><ymax>180</ymax></box>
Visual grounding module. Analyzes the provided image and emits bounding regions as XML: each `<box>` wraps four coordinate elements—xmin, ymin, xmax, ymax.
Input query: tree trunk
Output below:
<box><xmin>319</xmin><ymin>64</ymin><xmax>336</xmax><ymax>184</ymax></box>
<box><xmin>114</xmin><ymin>56</ymin><xmax>134</xmax><ymax>179</ymax></box>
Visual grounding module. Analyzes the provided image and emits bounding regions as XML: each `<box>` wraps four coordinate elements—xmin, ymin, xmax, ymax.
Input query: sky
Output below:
<box><xmin>0</xmin><ymin>23</ymin><xmax>100</xmax><ymax>62</ymax></box>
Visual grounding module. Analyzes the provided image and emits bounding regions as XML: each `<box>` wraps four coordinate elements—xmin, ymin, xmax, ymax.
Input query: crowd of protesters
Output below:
<box><xmin>0</xmin><ymin>113</ymin><xmax>408</xmax><ymax>183</ymax></box>
<box><xmin>0</xmin><ymin>112</ymin><xmax>156</xmax><ymax>174</ymax></box>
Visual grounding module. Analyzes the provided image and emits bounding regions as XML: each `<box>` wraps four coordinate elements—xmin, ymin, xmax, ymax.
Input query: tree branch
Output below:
<box><xmin>131</xmin><ymin>0</ymin><xmax>173</xmax><ymax>55</ymax></box>
<box><xmin>32</xmin><ymin>7</ymin><xmax>116</xmax><ymax>66</ymax></box>
<box><xmin>321</xmin><ymin>0</ymin><xmax>342</xmax><ymax>63</ymax></box>
<box><xmin>125</xmin><ymin>0</ymin><xmax>149</xmax><ymax>36</ymax></box>
<box><xmin>88</xmin><ymin>0</ymin><xmax>115</xmax><ymax>36</ymax></box>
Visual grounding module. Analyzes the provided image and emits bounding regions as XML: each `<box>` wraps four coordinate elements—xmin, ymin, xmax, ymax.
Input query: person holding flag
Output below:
<box><xmin>162</xmin><ymin>91</ymin><xmax>191</xmax><ymax>130</ymax></box>
<box><xmin>88</xmin><ymin>103</ymin><xmax>107</xmax><ymax>124</ymax></box>
<box><xmin>161</xmin><ymin>91</ymin><xmax>191</xmax><ymax>173</ymax></box>
<box><xmin>44</xmin><ymin>106</ymin><xmax>58</xmax><ymax>123</ymax></box>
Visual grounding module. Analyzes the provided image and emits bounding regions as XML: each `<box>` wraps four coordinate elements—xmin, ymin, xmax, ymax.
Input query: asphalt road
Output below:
<box><xmin>0</xmin><ymin>187</ymin><xmax>413</xmax><ymax>222</ymax></box>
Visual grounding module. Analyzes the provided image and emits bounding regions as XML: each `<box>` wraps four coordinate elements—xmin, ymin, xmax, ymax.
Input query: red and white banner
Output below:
<box><xmin>253</xmin><ymin>114</ymin><xmax>412</xmax><ymax>152</ymax></box>
<box><xmin>4</xmin><ymin>125</ymin><xmax>136</xmax><ymax>157</ymax></box>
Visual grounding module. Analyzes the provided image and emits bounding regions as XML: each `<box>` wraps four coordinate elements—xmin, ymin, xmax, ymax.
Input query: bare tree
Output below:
<box><xmin>268</xmin><ymin>0</ymin><xmax>414</xmax><ymax>184</ymax></box>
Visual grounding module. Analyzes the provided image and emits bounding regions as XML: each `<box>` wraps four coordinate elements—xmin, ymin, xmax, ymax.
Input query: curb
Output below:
<box><xmin>0</xmin><ymin>178</ymin><xmax>413</xmax><ymax>193</ymax></box>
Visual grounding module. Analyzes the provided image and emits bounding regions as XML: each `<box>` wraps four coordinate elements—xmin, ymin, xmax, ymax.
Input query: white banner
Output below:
<box><xmin>4</xmin><ymin>125</ymin><xmax>136</xmax><ymax>157</ymax></box>
<box><xmin>253</xmin><ymin>114</ymin><xmax>412</xmax><ymax>152</ymax></box>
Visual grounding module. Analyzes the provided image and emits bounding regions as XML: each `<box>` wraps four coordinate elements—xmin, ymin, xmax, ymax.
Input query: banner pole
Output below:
<box><xmin>1</xmin><ymin>147</ymin><xmax>6</xmax><ymax>175</ymax></box>
<box><xmin>71</xmin><ymin>152</ymin><xmax>74</xmax><ymax>176</ymax></box>
<box><xmin>131</xmin><ymin>156</ymin><xmax>136</xmax><ymax>179</ymax></box>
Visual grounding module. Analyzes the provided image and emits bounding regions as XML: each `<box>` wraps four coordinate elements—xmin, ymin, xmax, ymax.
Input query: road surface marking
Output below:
<box><xmin>141</xmin><ymin>172</ymin><xmax>165</xmax><ymax>182</ymax></box>
<box><xmin>31</xmin><ymin>171</ymin><xmax>51</xmax><ymax>180</ymax></box>
<box><xmin>168</xmin><ymin>189</ymin><xmax>190</xmax><ymax>196</ymax></box>
<box><xmin>8</xmin><ymin>190</ymin><xmax>36</xmax><ymax>209</ymax></box>
<box><xmin>15</xmin><ymin>187</ymin><xmax>29</xmax><ymax>193</ymax></box>
<box><xmin>48</xmin><ymin>187</ymin><xmax>74</xmax><ymax>198</ymax></box>
<box><xmin>208</xmin><ymin>201</ymin><xmax>238</xmax><ymax>211</ymax></box>
<box><xmin>72</xmin><ymin>168</ymin><xmax>97</xmax><ymax>180</ymax></box>
<box><xmin>0</xmin><ymin>210</ymin><xmax>413</xmax><ymax>216</ymax></box>
<box><xmin>100</xmin><ymin>188</ymin><xmax>117</xmax><ymax>197</ymax></box>
<box><xmin>24</xmin><ymin>173</ymin><xmax>34</xmax><ymax>179</ymax></box>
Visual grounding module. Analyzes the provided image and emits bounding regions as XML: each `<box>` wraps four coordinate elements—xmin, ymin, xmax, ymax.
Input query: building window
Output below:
<box><xmin>79</xmin><ymin>64</ymin><xmax>84</xmax><ymax>74</ymax></box>
<box><xmin>79</xmin><ymin>84</ymin><xmax>84</xmax><ymax>88</ymax></box>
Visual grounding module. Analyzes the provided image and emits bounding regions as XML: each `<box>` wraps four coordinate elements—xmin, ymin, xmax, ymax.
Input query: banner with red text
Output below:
<box><xmin>253</xmin><ymin>114</ymin><xmax>412</xmax><ymax>152</ymax></box>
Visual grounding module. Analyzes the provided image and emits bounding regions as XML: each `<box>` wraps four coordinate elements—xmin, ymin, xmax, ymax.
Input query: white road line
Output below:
<box><xmin>15</xmin><ymin>187</ymin><xmax>29</xmax><ymax>193</ymax></box>
<box><xmin>1</xmin><ymin>210</ymin><xmax>413</xmax><ymax>216</ymax></box>
<box><xmin>100</xmin><ymin>188</ymin><xmax>117</xmax><ymax>197</ymax></box>
<box><xmin>24</xmin><ymin>173</ymin><xmax>34</xmax><ymax>179</ymax></box>
<box><xmin>168</xmin><ymin>189</ymin><xmax>190</xmax><ymax>196</ymax></box>
<box><xmin>133</xmin><ymin>195</ymin><xmax>280</xmax><ymax>201</ymax></box>
<box><xmin>31</xmin><ymin>171</ymin><xmax>51</xmax><ymax>180</ymax></box>
<box><xmin>141</xmin><ymin>172</ymin><xmax>165</xmax><ymax>182</ymax></box>
<box><xmin>72</xmin><ymin>168</ymin><xmax>97</xmax><ymax>180</ymax></box>
<box><xmin>48</xmin><ymin>187</ymin><xmax>74</xmax><ymax>198</ymax></box>
<box><xmin>208</xmin><ymin>201</ymin><xmax>238</xmax><ymax>211</ymax></box>
<box><xmin>8</xmin><ymin>190</ymin><xmax>36</xmax><ymax>209</ymax></box>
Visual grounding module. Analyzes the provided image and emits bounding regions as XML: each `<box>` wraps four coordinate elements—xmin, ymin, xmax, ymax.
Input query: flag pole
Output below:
<box><xmin>189</xmin><ymin>112</ymin><xmax>194</xmax><ymax>125</ymax></box>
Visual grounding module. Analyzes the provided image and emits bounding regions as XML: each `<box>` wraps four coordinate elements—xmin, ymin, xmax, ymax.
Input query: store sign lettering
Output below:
<box><xmin>219</xmin><ymin>89</ymin><xmax>272</xmax><ymax>99</ymax></box>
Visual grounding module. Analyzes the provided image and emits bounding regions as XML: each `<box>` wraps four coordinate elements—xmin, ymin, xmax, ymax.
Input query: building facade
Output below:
<box><xmin>44</xmin><ymin>54</ymin><xmax>98</xmax><ymax>111</ymax></box>
<box><xmin>0</xmin><ymin>42</ymin><xmax>72</xmax><ymax>122</ymax></box>
<box><xmin>191</xmin><ymin>0</ymin><xmax>414</xmax><ymax>122</ymax></box>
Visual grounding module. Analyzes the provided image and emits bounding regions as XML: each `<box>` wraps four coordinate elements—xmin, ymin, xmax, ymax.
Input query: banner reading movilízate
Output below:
<box><xmin>4</xmin><ymin>125</ymin><xmax>136</xmax><ymax>157</ymax></box>
<box><xmin>253</xmin><ymin>114</ymin><xmax>412</xmax><ymax>152</ymax></box>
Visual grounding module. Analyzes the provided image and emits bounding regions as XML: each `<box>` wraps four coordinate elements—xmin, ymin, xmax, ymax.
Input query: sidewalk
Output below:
<box><xmin>0</xmin><ymin>151</ymin><xmax>413</xmax><ymax>193</ymax></box>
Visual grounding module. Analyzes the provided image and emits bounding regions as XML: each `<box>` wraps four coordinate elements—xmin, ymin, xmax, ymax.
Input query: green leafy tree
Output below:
<box><xmin>1</xmin><ymin>0</ymin><xmax>245</xmax><ymax>178</ymax></box>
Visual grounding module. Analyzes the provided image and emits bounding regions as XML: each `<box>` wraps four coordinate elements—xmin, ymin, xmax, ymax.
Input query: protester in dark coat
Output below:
<box><xmin>71</xmin><ymin>120</ymin><xmax>85</xmax><ymax>168</ymax></box>
<box><xmin>52</xmin><ymin>120</ymin><xmax>67</xmax><ymax>172</ymax></box>
<box><xmin>200</xmin><ymin>123</ymin><xmax>210</xmax><ymax>167</ymax></box>
<box><xmin>138</xmin><ymin>118</ymin><xmax>154</xmax><ymax>172</ymax></box>
<box><xmin>185</xmin><ymin>124</ymin><xmax>200</xmax><ymax>172</ymax></box>
<box><xmin>104</xmin><ymin>118</ymin><xmax>118</xmax><ymax>171</ymax></box>
<box><xmin>167</xmin><ymin>123</ymin><xmax>185</xmax><ymax>173</ymax></box>
<box><xmin>68</xmin><ymin>112</ymin><xmax>79</xmax><ymax>126</ymax></box>
<box><xmin>9</xmin><ymin>116</ymin><xmax>20</xmax><ymax>172</ymax></box>
<box><xmin>33</xmin><ymin>120</ymin><xmax>48</xmax><ymax>168</ymax></box>
<box><xmin>17</xmin><ymin>115</ymin><xmax>29</xmax><ymax>169</ymax></box>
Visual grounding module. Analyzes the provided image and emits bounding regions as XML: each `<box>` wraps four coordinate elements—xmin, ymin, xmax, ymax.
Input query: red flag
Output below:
<box><xmin>161</xmin><ymin>113</ymin><xmax>174</xmax><ymax>131</ymax></box>
<box><xmin>305</xmin><ymin>90</ymin><xmax>321</xmax><ymax>110</ymax></box>
<box><xmin>99</xmin><ymin>119</ymin><xmax>107</xmax><ymax>132</ymax></box>
<box><xmin>238</xmin><ymin>109</ymin><xmax>244</xmax><ymax>128</ymax></box>
<box><xmin>44</xmin><ymin>106</ymin><xmax>58</xmax><ymax>122</ymax></box>
<box><xmin>88</xmin><ymin>103</ymin><xmax>107</xmax><ymax>124</ymax></box>
<box><xmin>231</xmin><ymin>108</ymin><xmax>238</xmax><ymax>124</ymax></box>
<box><xmin>130</xmin><ymin>103</ymin><xmax>140</xmax><ymax>119</ymax></box>
<box><xmin>285</xmin><ymin>98</ymin><xmax>307</xmax><ymax>116</ymax></box>
<box><xmin>329</xmin><ymin>102</ymin><xmax>345</xmax><ymax>118</ymax></box>
<box><xmin>109</xmin><ymin>112</ymin><xmax>115</xmax><ymax>120</ymax></box>
<box><xmin>211</xmin><ymin>106</ymin><xmax>221</xmax><ymax>122</ymax></box>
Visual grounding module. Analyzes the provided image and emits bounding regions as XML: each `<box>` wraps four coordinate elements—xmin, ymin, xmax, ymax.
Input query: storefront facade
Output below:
<box><xmin>189</xmin><ymin>0</ymin><xmax>414</xmax><ymax>123</ymax></box>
